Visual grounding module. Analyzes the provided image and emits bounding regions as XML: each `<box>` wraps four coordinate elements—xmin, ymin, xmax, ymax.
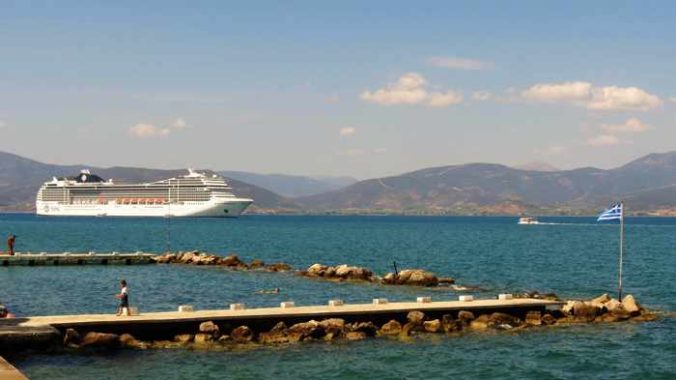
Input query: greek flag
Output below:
<box><xmin>597</xmin><ymin>202</ymin><xmax>623</xmax><ymax>222</ymax></box>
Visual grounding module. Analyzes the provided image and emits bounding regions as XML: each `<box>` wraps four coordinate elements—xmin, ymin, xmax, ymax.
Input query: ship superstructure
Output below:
<box><xmin>36</xmin><ymin>169</ymin><xmax>253</xmax><ymax>217</ymax></box>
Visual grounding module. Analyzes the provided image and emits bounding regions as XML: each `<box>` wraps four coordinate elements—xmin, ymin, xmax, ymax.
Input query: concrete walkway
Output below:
<box><xmin>19</xmin><ymin>298</ymin><xmax>561</xmax><ymax>328</ymax></box>
<box><xmin>0</xmin><ymin>356</ymin><xmax>29</xmax><ymax>380</ymax></box>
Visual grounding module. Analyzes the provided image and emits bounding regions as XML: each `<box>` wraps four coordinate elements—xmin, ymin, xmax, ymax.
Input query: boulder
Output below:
<box><xmin>150</xmin><ymin>340</ymin><xmax>184</xmax><ymax>349</ymax></box>
<box><xmin>591</xmin><ymin>293</ymin><xmax>611</xmax><ymax>305</ymax></box>
<box><xmin>319</xmin><ymin>318</ymin><xmax>345</xmax><ymax>337</ymax></box>
<box><xmin>199</xmin><ymin>321</ymin><xmax>220</xmax><ymax>337</ymax></box>
<box><xmin>345</xmin><ymin>331</ymin><xmax>367</xmax><ymax>341</ymax></box>
<box><xmin>80</xmin><ymin>332</ymin><xmax>120</xmax><ymax>348</ymax></box>
<box><xmin>307</xmin><ymin>263</ymin><xmax>328</xmax><ymax>276</ymax></box>
<box><xmin>178</xmin><ymin>251</ymin><xmax>198</xmax><ymax>264</ymax></box>
<box><xmin>457</xmin><ymin>310</ymin><xmax>475</xmax><ymax>324</ymax></box>
<box><xmin>63</xmin><ymin>328</ymin><xmax>81</xmax><ymax>347</ymax></box>
<box><xmin>622</xmin><ymin>295</ymin><xmax>641</xmax><ymax>316</ymax></box>
<box><xmin>217</xmin><ymin>335</ymin><xmax>232</xmax><ymax>344</ymax></box>
<box><xmin>193</xmin><ymin>333</ymin><xmax>214</xmax><ymax>345</ymax></box>
<box><xmin>119</xmin><ymin>333</ymin><xmax>147</xmax><ymax>349</ymax></box>
<box><xmin>258</xmin><ymin>322</ymin><xmax>289</xmax><ymax>344</ymax></box>
<box><xmin>604</xmin><ymin>299</ymin><xmax>623</xmax><ymax>313</ymax></box>
<box><xmin>287</xmin><ymin>321</ymin><xmax>324</xmax><ymax>342</ymax></box>
<box><xmin>541</xmin><ymin>314</ymin><xmax>557</xmax><ymax>325</ymax></box>
<box><xmin>379</xmin><ymin>320</ymin><xmax>402</xmax><ymax>336</ymax></box>
<box><xmin>423</xmin><ymin>319</ymin><xmax>442</xmax><ymax>333</ymax></box>
<box><xmin>573</xmin><ymin>302</ymin><xmax>601</xmax><ymax>321</ymax></box>
<box><xmin>469</xmin><ymin>315</ymin><xmax>490</xmax><ymax>330</ymax></box>
<box><xmin>384</xmin><ymin>269</ymin><xmax>439</xmax><ymax>286</ymax></box>
<box><xmin>221</xmin><ymin>254</ymin><xmax>248</xmax><ymax>268</ymax></box>
<box><xmin>407</xmin><ymin>310</ymin><xmax>426</xmax><ymax>324</ymax></box>
<box><xmin>562</xmin><ymin>300</ymin><xmax>581</xmax><ymax>316</ymax></box>
<box><xmin>265</xmin><ymin>262</ymin><xmax>292</xmax><ymax>272</ymax></box>
<box><xmin>400</xmin><ymin>322</ymin><xmax>420</xmax><ymax>336</ymax></box>
<box><xmin>347</xmin><ymin>322</ymin><xmax>377</xmax><ymax>337</ymax></box>
<box><xmin>174</xmin><ymin>334</ymin><xmax>194</xmax><ymax>344</ymax></box>
<box><xmin>250</xmin><ymin>259</ymin><xmax>265</xmax><ymax>269</ymax></box>
<box><xmin>441</xmin><ymin>314</ymin><xmax>462</xmax><ymax>333</ymax></box>
<box><xmin>525</xmin><ymin>311</ymin><xmax>542</xmax><ymax>326</ymax></box>
<box><xmin>231</xmin><ymin>325</ymin><xmax>254</xmax><ymax>343</ymax></box>
<box><xmin>438</xmin><ymin>277</ymin><xmax>455</xmax><ymax>285</ymax></box>
<box><xmin>488</xmin><ymin>313</ymin><xmax>521</xmax><ymax>328</ymax></box>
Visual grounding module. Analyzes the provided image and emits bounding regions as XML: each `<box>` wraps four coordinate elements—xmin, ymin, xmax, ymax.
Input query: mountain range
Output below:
<box><xmin>0</xmin><ymin>150</ymin><xmax>674</xmax><ymax>215</ymax></box>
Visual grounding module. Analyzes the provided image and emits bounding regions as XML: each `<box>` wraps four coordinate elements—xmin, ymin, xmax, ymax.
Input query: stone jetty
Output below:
<box><xmin>0</xmin><ymin>294</ymin><xmax>658</xmax><ymax>355</ymax></box>
<box><xmin>0</xmin><ymin>252</ymin><xmax>156</xmax><ymax>266</ymax></box>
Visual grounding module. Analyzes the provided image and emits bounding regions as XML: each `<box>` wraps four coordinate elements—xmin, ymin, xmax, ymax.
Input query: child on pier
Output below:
<box><xmin>115</xmin><ymin>280</ymin><xmax>130</xmax><ymax>316</ymax></box>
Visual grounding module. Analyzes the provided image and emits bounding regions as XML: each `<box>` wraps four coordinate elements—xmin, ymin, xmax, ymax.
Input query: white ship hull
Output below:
<box><xmin>36</xmin><ymin>198</ymin><xmax>252</xmax><ymax>218</ymax></box>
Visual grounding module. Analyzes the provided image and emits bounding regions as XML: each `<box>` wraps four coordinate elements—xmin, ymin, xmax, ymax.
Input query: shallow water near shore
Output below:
<box><xmin>1</xmin><ymin>214</ymin><xmax>675</xmax><ymax>379</ymax></box>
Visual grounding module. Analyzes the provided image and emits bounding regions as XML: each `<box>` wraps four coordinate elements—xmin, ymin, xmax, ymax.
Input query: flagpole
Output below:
<box><xmin>618</xmin><ymin>201</ymin><xmax>624</xmax><ymax>300</ymax></box>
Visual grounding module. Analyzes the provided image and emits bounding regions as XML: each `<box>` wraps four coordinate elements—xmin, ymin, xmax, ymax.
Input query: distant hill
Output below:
<box><xmin>219</xmin><ymin>171</ymin><xmax>357</xmax><ymax>198</ymax></box>
<box><xmin>0</xmin><ymin>151</ymin><xmax>299</xmax><ymax>211</ymax></box>
<box><xmin>513</xmin><ymin>161</ymin><xmax>560</xmax><ymax>172</ymax></box>
<box><xmin>297</xmin><ymin>151</ymin><xmax>676</xmax><ymax>215</ymax></box>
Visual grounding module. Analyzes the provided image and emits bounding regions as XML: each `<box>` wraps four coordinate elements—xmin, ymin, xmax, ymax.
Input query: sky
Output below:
<box><xmin>1</xmin><ymin>1</ymin><xmax>675</xmax><ymax>179</ymax></box>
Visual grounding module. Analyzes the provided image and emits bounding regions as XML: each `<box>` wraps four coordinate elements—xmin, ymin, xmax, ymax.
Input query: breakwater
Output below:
<box><xmin>1</xmin><ymin>252</ymin><xmax>155</xmax><ymax>266</ymax></box>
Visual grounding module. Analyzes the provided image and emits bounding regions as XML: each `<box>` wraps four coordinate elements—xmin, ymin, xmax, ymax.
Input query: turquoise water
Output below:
<box><xmin>1</xmin><ymin>214</ymin><xmax>675</xmax><ymax>379</ymax></box>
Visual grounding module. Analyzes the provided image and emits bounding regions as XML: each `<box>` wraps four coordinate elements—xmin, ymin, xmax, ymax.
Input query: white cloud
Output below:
<box><xmin>339</xmin><ymin>127</ymin><xmax>356</xmax><ymax>137</ymax></box>
<box><xmin>600</xmin><ymin>117</ymin><xmax>650</xmax><ymax>133</ymax></box>
<box><xmin>521</xmin><ymin>81</ymin><xmax>661</xmax><ymax>111</ymax></box>
<box><xmin>588</xmin><ymin>86</ymin><xmax>662</xmax><ymax>111</ymax></box>
<box><xmin>172</xmin><ymin>118</ymin><xmax>187</xmax><ymax>129</ymax></box>
<box><xmin>521</xmin><ymin>81</ymin><xmax>592</xmax><ymax>104</ymax></box>
<box><xmin>128</xmin><ymin>123</ymin><xmax>171</xmax><ymax>138</ymax></box>
<box><xmin>428</xmin><ymin>57</ymin><xmax>495</xmax><ymax>70</ymax></box>
<box><xmin>361</xmin><ymin>73</ymin><xmax>428</xmax><ymax>106</ymax></box>
<box><xmin>586</xmin><ymin>134</ymin><xmax>620</xmax><ymax>146</ymax></box>
<box><xmin>427</xmin><ymin>91</ymin><xmax>463</xmax><ymax>107</ymax></box>
<box><xmin>471</xmin><ymin>91</ymin><xmax>493</xmax><ymax>101</ymax></box>
<box><xmin>361</xmin><ymin>72</ymin><xmax>463</xmax><ymax>107</ymax></box>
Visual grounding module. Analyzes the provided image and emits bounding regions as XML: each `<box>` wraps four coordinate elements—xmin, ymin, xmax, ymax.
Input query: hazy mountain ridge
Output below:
<box><xmin>219</xmin><ymin>171</ymin><xmax>357</xmax><ymax>198</ymax></box>
<box><xmin>1</xmin><ymin>151</ymin><xmax>673</xmax><ymax>215</ymax></box>
<box><xmin>297</xmin><ymin>151</ymin><xmax>676</xmax><ymax>214</ymax></box>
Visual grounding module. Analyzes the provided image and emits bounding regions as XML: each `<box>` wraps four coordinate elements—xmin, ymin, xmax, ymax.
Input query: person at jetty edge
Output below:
<box><xmin>0</xmin><ymin>304</ymin><xmax>16</xmax><ymax>318</ymax></box>
<box><xmin>115</xmin><ymin>280</ymin><xmax>130</xmax><ymax>316</ymax></box>
<box><xmin>6</xmin><ymin>234</ymin><xmax>16</xmax><ymax>255</ymax></box>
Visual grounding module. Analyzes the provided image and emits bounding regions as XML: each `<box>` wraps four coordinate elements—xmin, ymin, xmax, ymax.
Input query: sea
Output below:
<box><xmin>0</xmin><ymin>214</ymin><xmax>674</xmax><ymax>379</ymax></box>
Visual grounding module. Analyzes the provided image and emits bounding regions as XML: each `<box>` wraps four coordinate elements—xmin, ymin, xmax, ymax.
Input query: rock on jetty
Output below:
<box><xmin>152</xmin><ymin>251</ymin><xmax>292</xmax><ymax>272</ymax></box>
<box><xmin>381</xmin><ymin>269</ymin><xmax>443</xmax><ymax>287</ymax></box>
<box><xmin>559</xmin><ymin>293</ymin><xmax>655</xmax><ymax>323</ymax></box>
<box><xmin>301</xmin><ymin>263</ymin><xmax>375</xmax><ymax>282</ymax></box>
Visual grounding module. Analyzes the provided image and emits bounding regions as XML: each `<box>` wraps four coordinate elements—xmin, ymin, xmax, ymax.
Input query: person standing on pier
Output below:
<box><xmin>115</xmin><ymin>279</ymin><xmax>130</xmax><ymax>316</ymax></box>
<box><xmin>6</xmin><ymin>235</ymin><xmax>16</xmax><ymax>256</ymax></box>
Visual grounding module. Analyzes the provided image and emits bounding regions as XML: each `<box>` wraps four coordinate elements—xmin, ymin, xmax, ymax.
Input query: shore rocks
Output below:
<box><xmin>423</xmin><ymin>319</ymin><xmax>442</xmax><ymax>333</ymax></box>
<box><xmin>379</xmin><ymin>320</ymin><xmax>402</xmax><ymax>336</ymax></box>
<box><xmin>80</xmin><ymin>332</ymin><xmax>120</xmax><ymax>348</ymax></box>
<box><xmin>303</xmin><ymin>263</ymin><xmax>374</xmax><ymax>282</ymax></box>
<box><xmin>174</xmin><ymin>334</ymin><xmax>194</xmax><ymax>344</ymax></box>
<box><xmin>622</xmin><ymin>295</ymin><xmax>641</xmax><ymax>316</ymax></box>
<box><xmin>199</xmin><ymin>321</ymin><xmax>220</xmax><ymax>337</ymax></box>
<box><xmin>407</xmin><ymin>310</ymin><xmax>426</xmax><ymax>324</ymax></box>
<box><xmin>119</xmin><ymin>333</ymin><xmax>147</xmax><ymax>349</ymax></box>
<box><xmin>442</xmin><ymin>314</ymin><xmax>462</xmax><ymax>332</ymax></box>
<box><xmin>231</xmin><ymin>326</ymin><xmax>253</xmax><ymax>343</ymax></box>
<box><xmin>151</xmin><ymin>251</ymin><xmax>292</xmax><ymax>272</ymax></box>
<box><xmin>382</xmin><ymin>269</ymin><xmax>439</xmax><ymax>287</ymax></box>
<box><xmin>457</xmin><ymin>310</ymin><xmax>475</xmax><ymax>325</ymax></box>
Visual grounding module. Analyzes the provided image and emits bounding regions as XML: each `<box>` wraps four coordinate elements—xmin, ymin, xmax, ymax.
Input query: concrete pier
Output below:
<box><xmin>0</xmin><ymin>252</ymin><xmax>156</xmax><ymax>266</ymax></box>
<box><xmin>0</xmin><ymin>356</ymin><xmax>28</xmax><ymax>380</ymax></box>
<box><xmin>7</xmin><ymin>298</ymin><xmax>563</xmax><ymax>341</ymax></box>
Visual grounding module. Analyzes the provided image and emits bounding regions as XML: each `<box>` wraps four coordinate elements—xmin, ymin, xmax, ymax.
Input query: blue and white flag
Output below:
<box><xmin>597</xmin><ymin>202</ymin><xmax>623</xmax><ymax>222</ymax></box>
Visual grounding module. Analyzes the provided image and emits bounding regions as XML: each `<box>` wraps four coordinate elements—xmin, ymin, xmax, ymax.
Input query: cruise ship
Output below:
<box><xmin>36</xmin><ymin>169</ymin><xmax>253</xmax><ymax>217</ymax></box>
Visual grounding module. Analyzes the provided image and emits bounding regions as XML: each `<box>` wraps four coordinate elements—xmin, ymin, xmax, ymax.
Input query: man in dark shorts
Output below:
<box><xmin>7</xmin><ymin>235</ymin><xmax>16</xmax><ymax>256</ymax></box>
<box><xmin>115</xmin><ymin>279</ymin><xmax>129</xmax><ymax>316</ymax></box>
